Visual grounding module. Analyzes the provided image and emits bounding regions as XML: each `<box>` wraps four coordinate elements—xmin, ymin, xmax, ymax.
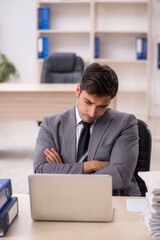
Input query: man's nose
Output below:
<box><xmin>88</xmin><ymin>106</ymin><xmax>96</xmax><ymax>117</ymax></box>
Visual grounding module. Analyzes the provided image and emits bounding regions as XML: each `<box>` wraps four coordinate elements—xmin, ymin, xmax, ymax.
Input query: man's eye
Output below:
<box><xmin>99</xmin><ymin>105</ymin><xmax>107</xmax><ymax>109</ymax></box>
<box><xmin>85</xmin><ymin>100</ymin><xmax>91</xmax><ymax>105</ymax></box>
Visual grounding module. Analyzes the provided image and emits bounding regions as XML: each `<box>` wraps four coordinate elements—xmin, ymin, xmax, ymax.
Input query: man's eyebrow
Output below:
<box><xmin>98</xmin><ymin>103</ymin><xmax>110</xmax><ymax>108</ymax></box>
<box><xmin>84</xmin><ymin>98</ymin><xmax>111</xmax><ymax>107</ymax></box>
<box><xmin>100</xmin><ymin>104</ymin><xmax>109</xmax><ymax>107</ymax></box>
<box><xmin>84</xmin><ymin>98</ymin><xmax>93</xmax><ymax>104</ymax></box>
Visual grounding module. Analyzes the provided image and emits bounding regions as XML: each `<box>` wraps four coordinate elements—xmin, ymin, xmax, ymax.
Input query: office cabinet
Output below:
<box><xmin>36</xmin><ymin>0</ymin><xmax>150</xmax><ymax>120</ymax></box>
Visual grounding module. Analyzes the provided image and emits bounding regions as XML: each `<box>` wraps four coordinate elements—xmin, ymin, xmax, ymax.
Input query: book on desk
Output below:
<box><xmin>0</xmin><ymin>179</ymin><xmax>18</xmax><ymax>237</ymax></box>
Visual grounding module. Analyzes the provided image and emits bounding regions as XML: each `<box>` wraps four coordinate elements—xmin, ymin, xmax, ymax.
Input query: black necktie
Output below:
<box><xmin>77</xmin><ymin>121</ymin><xmax>93</xmax><ymax>162</ymax></box>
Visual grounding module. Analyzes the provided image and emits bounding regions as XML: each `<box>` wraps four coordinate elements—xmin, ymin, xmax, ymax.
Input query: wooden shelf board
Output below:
<box><xmin>93</xmin><ymin>58</ymin><xmax>148</xmax><ymax>64</ymax></box>
<box><xmin>95</xmin><ymin>30</ymin><xmax>148</xmax><ymax>34</ymax></box>
<box><xmin>39</xmin><ymin>0</ymin><xmax>90</xmax><ymax>3</ymax></box>
<box><xmin>38</xmin><ymin>29</ymin><xmax>90</xmax><ymax>34</ymax></box>
<box><xmin>95</xmin><ymin>0</ymin><xmax>148</xmax><ymax>3</ymax></box>
<box><xmin>39</xmin><ymin>0</ymin><xmax>148</xmax><ymax>2</ymax></box>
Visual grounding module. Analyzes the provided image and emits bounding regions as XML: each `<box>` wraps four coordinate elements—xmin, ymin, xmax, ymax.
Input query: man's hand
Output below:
<box><xmin>83</xmin><ymin>160</ymin><xmax>110</xmax><ymax>174</ymax></box>
<box><xmin>44</xmin><ymin>148</ymin><xmax>63</xmax><ymax>164</ymax></box>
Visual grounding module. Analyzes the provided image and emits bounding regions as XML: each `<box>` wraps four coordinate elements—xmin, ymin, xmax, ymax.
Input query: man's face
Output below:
<box><xmin>76</xmin><ymin>84</ymin><xmax>111</xmax><ymax>123</ymax></box>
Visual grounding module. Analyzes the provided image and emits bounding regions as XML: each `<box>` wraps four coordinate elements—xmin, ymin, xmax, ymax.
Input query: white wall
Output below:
<box><xmin>0</xmin><ymin>0</ymin><xmax>37</xmax><ymax>83</ymax></box>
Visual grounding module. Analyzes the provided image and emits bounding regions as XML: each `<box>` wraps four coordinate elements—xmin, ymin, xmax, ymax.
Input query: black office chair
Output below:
<box><xmin>134</xmin><ymin>119</ymin><xmax>152</xmax><ymax>196</ymax></box>
<box><xmin>41</xmin><ymin>52</ymin><xmax>84</xmax><ymax>83</ymax></box>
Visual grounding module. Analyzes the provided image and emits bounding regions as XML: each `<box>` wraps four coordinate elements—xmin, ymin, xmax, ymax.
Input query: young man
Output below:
<box><xmin>33</xmin><ymin>63</ymin><xmax>140</xmax><ymax>196</ymax></box>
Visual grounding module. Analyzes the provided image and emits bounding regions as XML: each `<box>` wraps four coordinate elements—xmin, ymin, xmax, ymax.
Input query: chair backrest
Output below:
<box><xmin>134</xmin><ymin>119</ymin><xmax>152</xmax><ymax>196</ymax></box>
<box><xmin>41</xmin><ymin>52</ymin><xmax>84</xmax><ymax>83</ymax></box>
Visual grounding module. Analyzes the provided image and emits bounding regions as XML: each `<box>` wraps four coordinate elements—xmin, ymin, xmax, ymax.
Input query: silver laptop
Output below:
<box><xmin>28</xmin><ymin>174</ymin><xmax>113</xmax><ymax>222</ymax></box>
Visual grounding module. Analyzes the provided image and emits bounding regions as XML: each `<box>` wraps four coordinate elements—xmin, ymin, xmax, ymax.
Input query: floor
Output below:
<box><xmin>0</xmin><ymin>121</ymin><xmax>39</xmax><ymax>193</ymax></box>
<box><xmin>0</xmin><ymin>120</ymin><xmax>159</xmax><ymax>194</ymax></box>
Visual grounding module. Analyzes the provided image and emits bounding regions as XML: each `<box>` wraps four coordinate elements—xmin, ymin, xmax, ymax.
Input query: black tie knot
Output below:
<box><xmin>81</xmin><ymin>121</ymin><xmax>93</xmax><ymax>129</ymax></box>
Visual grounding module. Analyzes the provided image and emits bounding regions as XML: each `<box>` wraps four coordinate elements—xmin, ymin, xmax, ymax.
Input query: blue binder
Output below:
<box><xmin>37</xmin><ymin>37</ymin><xmax>49</xmax><ymax>59</ymax></box>
<box><xmin>38</xmin><ymin>8</ymin><xmax>50</xmax><ymax>29</ymax></box>
<box><xmin>142</xmin><ymin>38</ymin><xmax>147</xmax><ymax>59</ymax></box>
<box><xmin>42</xmin><ymin>8</ymin><xmax>50</xmax><ymax>29</ymax></box>
<box><xmin>0</xmin><ymin>197</ymin><xmax>18</xmax><ymax>236</ymax></box>
<box><xmin>0</xmin><ymin>179</ymin><xmax>12</xmax><ymax>211</ymax></box>
<box><xmin>43</xmin><ymin>37</ymin><xmax>49</xmax><ymax>58</ymax></box>
<box><xmin>38</xmin><ymin>37</ymin><xmax>43</xmax><ymax>58</ymax></box>
<box><xmin>136</xmin><ymin>37</ymin><xmax>147</xmax><ymax>60</ymax></box>
<box><xmin>157</xmin><ymin>42</ymin><xmax>160</xmax><ymax>69</ymax></box>
<box><xmin>95</xmin><ymin>37</ymin><xmax>100</xmax><ymax>58</ymax></box>
<box><xmin>38</xmin><ymin>8</ymin><xmax>42</xmax><ymax>29</ymax></box>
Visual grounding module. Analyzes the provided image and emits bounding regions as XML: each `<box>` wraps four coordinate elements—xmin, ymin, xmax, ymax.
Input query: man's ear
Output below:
<box><xmin>76</xmin><ymin>84</ymin><xmax>81</xmax><ymax>97</ymax></box>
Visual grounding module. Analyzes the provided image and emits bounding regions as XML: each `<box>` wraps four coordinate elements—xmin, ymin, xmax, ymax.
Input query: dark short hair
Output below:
<box><xmin>80</xmin><ymin>63</ymin><xmax>119</xmax><ymax>99</ymax></box>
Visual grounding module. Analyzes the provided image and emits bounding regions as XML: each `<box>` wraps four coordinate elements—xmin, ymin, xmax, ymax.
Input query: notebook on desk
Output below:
<box><xmin>28</xmin><ymin>174</ymin><xmax>113</xmax><ymax>222</ymax></box>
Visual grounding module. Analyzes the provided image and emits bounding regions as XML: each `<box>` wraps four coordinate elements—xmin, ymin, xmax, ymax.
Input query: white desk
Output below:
<box><xmin>0</xmin><ymin>83</ymin><xmax>116</xmax><ymax>121</ymax></box>
<box><xmin>3</xmin><ymin>194</ymin><xmax>153</xmax><ymax>240</ymax></box>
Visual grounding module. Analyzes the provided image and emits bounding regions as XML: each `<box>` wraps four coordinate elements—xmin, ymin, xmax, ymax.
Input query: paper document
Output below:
<box><xmin>138</xmin><ymin>171</ymin><xmax>160</xmax><ymax>194</ymax></box>
<box><xmin>126</xmin><ymin>199</ymin><xmax>146</xmax><ymax>212</ymax></box>
<box><xmin>138</xmin><ymin>171</ymin><xmax>160</xmax><ymax>238</ymax></box>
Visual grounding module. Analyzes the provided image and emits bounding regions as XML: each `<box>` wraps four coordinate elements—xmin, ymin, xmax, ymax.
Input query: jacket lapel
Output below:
<box><xmin>61</xmin><ymin>107</ymin><xmax>77</xmax><ymax>163</ymax></box>
<box><xmin>88</xmin><ymin>109</ymin><xmax>112</xmax><ymax>161</ymax></box>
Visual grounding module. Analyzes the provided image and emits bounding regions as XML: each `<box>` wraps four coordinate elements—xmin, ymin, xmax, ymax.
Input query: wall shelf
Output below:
<box><xmin>36</xmin><ymin>0</ymin><xmax>151</xmax><ymax>120</ymax></box>
<box><xmin>38</xmin><ymin>30</ymin><xmax>90</xmax><ymax>33</ymax></box>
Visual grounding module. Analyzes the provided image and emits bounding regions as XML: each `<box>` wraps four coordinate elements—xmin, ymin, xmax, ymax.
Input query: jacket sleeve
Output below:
<box><xmin>33</xmin><ymin>117</ymin><xmax>83</xmax><ymax>174</ymax></box>
<box><xmin>93</xmin><ymin>114</ymin><xmax>139</xmax><ymax>190</ymax></box>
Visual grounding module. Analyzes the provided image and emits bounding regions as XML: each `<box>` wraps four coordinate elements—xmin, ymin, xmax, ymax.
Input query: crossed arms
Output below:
<box><xmin>44</xmin><ymin>148</ymin><xmax>110</xmax><ymax>174</ymax></box>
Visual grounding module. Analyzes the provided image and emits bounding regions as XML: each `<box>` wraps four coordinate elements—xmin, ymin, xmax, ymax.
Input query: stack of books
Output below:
<box><xmin>139</xmin><ymin>171</ymin><xmax>160</xmax><ymax>239</ymax></box>
<box><xmin>0</xmin><ymin>179</ymin><xmax>18</xmax><ymax>236</ymax></box>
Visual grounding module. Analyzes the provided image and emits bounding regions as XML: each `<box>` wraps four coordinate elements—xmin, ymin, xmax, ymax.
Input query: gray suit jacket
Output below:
<box><xmin>33</xmin><ymin>107</ymin><xmax>141</xmax><ymax>196</ymax></box>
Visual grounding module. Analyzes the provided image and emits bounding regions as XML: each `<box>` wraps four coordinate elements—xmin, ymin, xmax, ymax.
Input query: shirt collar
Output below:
<box><xmin>76</xmin><ymin>106</ymin><xmax>82</xmax><ymax>126</ymax></box>
<box><xmin>75</xmin><ymin>105</ymin><xmax>96</xmax><ymax>127</ymax></box>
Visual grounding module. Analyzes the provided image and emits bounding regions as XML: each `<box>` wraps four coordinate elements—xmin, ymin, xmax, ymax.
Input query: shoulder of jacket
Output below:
<box><xmin>108</xmin><ymin>108</ymin><xmax>136</xmax><ymax>119</ymax></box>
<box><xmin>42</xmin><ymin>107</ymin><xmax>75</xmax><ymax>124</ymax></box>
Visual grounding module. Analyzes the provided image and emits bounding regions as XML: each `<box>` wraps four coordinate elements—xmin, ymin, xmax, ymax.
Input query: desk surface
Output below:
<box><xmin>0</xmin><ymin>83</ymin><xmax>77</xmax><ymax>92</ymax></box>
<box><xmin>3</xmin><ymin>194</ymin><xmax>153</xmax><ymax>240</ymax></box>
